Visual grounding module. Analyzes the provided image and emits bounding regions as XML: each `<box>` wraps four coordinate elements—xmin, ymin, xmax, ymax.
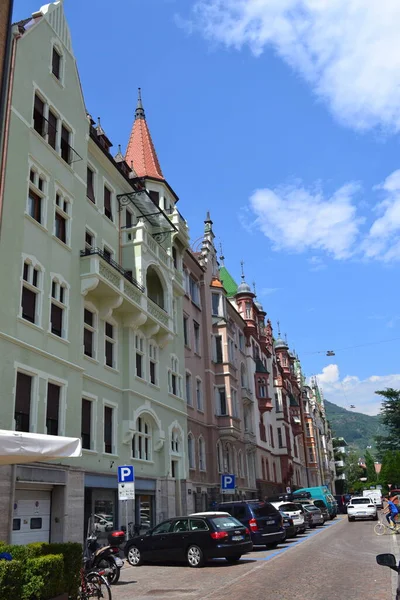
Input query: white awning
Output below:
<box><xmin>0</xmin><ymin>429</ymin><xmax>82</xmax><ymax>465</ymax></box>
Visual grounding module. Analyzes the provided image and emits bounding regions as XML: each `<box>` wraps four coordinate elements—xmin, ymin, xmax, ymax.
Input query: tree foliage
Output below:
<box><xmin>375</xmin><ymin>388</ymin><xmax>400</xmax><ymax>459</ymax></box>
<box><xmin>379</xmin><ymin>451</ymin><xmax>400</xmax><ymax>487</ymax></box>
<box><xmin>344</xmin><ymin>450</ymin><xmax>365</xmax><ymax>490</ymax></box>
<box><xmin>364</xmin><ymin>449</ymin><xmax>377</xmax><ymax>483</ymax></box>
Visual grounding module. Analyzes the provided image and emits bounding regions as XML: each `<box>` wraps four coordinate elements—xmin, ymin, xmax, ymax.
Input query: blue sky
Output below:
<box><xmin>13</xmin><ymin>0</ymin><xmax>400</xmax><ymax>414</ymax></box>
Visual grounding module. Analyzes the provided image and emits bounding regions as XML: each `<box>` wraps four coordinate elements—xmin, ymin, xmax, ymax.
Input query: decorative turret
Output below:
<box><xmin>125</xmin><ymin>88</ymin><xmax>164</xmax><ymax>180</ymax></box>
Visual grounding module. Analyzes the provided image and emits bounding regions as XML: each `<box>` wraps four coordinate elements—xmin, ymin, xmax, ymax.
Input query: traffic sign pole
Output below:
<box><xmin>118</xmin><ymin>466</ymin><xmax>135</xmax><ymax>535</ymax></box>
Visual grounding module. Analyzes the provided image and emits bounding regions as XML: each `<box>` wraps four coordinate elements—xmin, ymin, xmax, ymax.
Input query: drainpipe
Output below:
<box><xmin>0</xmin><ymin>28</ymin><xmax>19</xmax><ymax>234</ymax></box>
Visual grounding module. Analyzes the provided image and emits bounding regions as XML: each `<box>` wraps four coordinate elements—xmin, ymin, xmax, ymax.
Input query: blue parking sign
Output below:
<box><xmin>221</xmin><ymin>474</ymin><xmax>235</xmax><ymax>491</ymax></box>
<box><xmin>118</xmin><ymin>465</ymin><xmax>135</xmax><ymax>483</ymax></box>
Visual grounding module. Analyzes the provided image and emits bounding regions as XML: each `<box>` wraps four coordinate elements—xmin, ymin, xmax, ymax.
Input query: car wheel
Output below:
<box><xmin>187</xmin><ymin>545</ymin><xmax>205</xmax><ymax>568</ymax></box>
<box><xmin>226</xmin><ymin>555</ymin><xmax>241</xmax><ymax>563</ymax></box>
<box><xmin>348</xmin><ymin>517</ymin><xmax>354</xmax><ymax>522</ymax></box>
<box><xmin>127</xmin><ymin>545</ymin><xmax>142</xmax><ymax>566</ymax></box>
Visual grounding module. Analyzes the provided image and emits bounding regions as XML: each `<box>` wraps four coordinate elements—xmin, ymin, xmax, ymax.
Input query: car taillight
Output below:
<box><xmin>210</xmin><ymin>531</ymin><xmax>229</xmax><ymax>540</ymax></box>
<box><xmin>249</xmin><ymin>518</ymin><xmax>258</xmax><ymax>532</ymax></box>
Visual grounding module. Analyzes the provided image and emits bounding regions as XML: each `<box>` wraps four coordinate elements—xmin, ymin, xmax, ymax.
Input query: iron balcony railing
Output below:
<box><xmin>80</xmin><ymin>247</ymin><xmax>145</xmax><ymax>292</ymax></box>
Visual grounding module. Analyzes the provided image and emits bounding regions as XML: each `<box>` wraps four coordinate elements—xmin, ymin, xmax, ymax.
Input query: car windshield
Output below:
<box><xmin>351</xmin><ymin>498</ymin><xmax>371</xmax><ymax>504</ymax></box>
<box><xmin>279</xmin><ymin>503</ymin><xmax>299</xmax><ymax>512</ymax></box>
<box><xmin>313</xmin><ymin>501</ymin><xmax>325</xmax><ymax>509</ymax></box>
<box><xmin>210</xmin><ymin>516</ymin><xmax>244</xmax><ymax>529</ymax></box>
<box><xmin>251</xmin><ymin>503</ymin><xmax>278</xmax><ymax>517</ymax></box>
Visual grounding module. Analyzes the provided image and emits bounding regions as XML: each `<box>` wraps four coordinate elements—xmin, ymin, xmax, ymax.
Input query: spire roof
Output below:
<box><xmin>125</xmin><ymin>88</ymin><xmax>164</xmax><ymax>180</ymax></box>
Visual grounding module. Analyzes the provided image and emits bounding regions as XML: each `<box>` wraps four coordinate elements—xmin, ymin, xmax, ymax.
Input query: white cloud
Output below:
<box><xmin>248</xmin><ymin>181</ymin><xmax>363</xmax><ymax>259</ymax></box>
<box><xmin>314</xmin><ymin>363</ymin><xmax>400</xmax><ymax>415</ymax></box>
<box><xmin>192</xmin><ymin>0</ymin><xmax>400</xmax><ymax>132</ymax></box>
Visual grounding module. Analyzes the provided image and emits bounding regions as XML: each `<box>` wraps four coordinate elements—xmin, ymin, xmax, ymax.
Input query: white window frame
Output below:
<box><xmin>135</xmin><ymin>332</ymin><xmax>145</xmax><ymax>379</ymax></box>
<box><xmin>231</xmin><ymin>387</ymin><xmax>238</xmax><ymax>418</ymax></box>
<box><xmin>26</xmin><ymin>161</ymin><xmax>48</xmax><ymax>229</ymax></box>
<box><xmin>83</xmin><ymin>302</ymin><xmax>98</xmax><ymax>361</ymax></box>
<box><xmin>196</xmin><ymin>377</ymin><xmax>203</xmax><ymax>412</ymax></box>
<box><xmin>215</xmin><ymin>386</ymin><xmax>227</xmax><ymax>416</ymax></box>
<box><xmin>132</xmin><ymin>415</ymin><xmax>153</xmax><ymax>462</ymax></box>
<box><xmin>168</xmin><ymin>355</ymin><xmax>182</xmax><ymax>397</ymax></box>
<box><xmin>50</xmin><ymin>39</ymin><xmax>64</xmax><ymax>85</ymax></box>
<box><xmin>103</xmin><ymin>178</ymin><xmax>115</xmax><ymax>223</ymax></box>
<box><xmin>85</xmin><ymin>226</ymin><xmax>96</xmax><ymax>251</ymax></box>
<box><xmin>81</xmin><ymin>393</ymin><xmax>97</xmax><ymax>452</ymax></box>
<box><xmin>189</xmin><ymin>276</ymin><xmax>200</xmax><ymax>306</ymax></box>
<box><xmin>104</xmin><ymin>318</ymin><xmax>118</xmax><ymax>370</ymax></box>
<box><xmin>171</xmin><ymin>428</ymin><xmax>181</xmax><ymax>455</ymax></box>
<box><xmin>86</xmin><ymin>161</ymin><xmax>97</xmax><ymax>204</ymax></box>
<box><xmin>20</xmin><ymin>255</ymin><xmax>44</xmax><ymax>328</ymax></box>
<box><xmin>211</xmin><ymin>292</ymin><xmax>221</xmax><ymax>317</ymax></box>
<box><xmin>45</xmin><ymin>375</ymin><xmax>67</xmax><ymax>436</ymax></box>
<box><xmin>103</xmin><ymin>400</ymin><xmax>118</xmax><ymax>456</ymax></box>
<box><xmin>49</xmin><ymin>274</ymin><xmax>69</xmax><ymax>340</ymax></box>
<box><xmin>148</xmin><ymin>341</ymin><xmax>158</xmax><ymax>386</ymax></box>
<box><xmin>183</xmin><ymin>268</ymin><xmax>190</xmax><ymax>295</ymax></box>
<box><xmin>53</xmin><ymin>187</ymin><xmax>72</xmax><ymax>246</ymax></box>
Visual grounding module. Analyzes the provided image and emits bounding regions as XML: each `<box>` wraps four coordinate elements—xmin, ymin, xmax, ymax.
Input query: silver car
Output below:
<box><xmin>303</xmin><ymin>505</ymin><xmax>324</xmax><ymax>526</ymax></box>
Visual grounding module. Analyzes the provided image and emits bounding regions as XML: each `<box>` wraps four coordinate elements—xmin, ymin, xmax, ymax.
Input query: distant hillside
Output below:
<box><xmin>324</xmin><ymin>400</ymin><xmax>385</xmax><ymax>454</ymax></box>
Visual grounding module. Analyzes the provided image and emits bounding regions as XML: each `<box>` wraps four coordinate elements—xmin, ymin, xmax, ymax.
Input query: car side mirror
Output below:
<box><xmin>376</xmin><ymin>553</ymin><xmax>399</xmax><ymax>572</ymax></box>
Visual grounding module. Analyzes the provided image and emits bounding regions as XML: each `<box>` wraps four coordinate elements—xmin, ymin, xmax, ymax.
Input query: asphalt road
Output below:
<box><xmin>112</xmin><ymin>516</ymin><xmax>398</xmax><ymax>600</ymax></box>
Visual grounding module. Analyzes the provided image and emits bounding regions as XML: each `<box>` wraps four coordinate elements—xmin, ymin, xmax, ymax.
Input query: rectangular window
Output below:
<box><xmin>60</xmin><ymin>124</ymin><xmax>71</xmax><ymax>163</ymax></box>
<box><xmin>55</xmin><ymin>211</ymin><xmax>66</xmax><ymax>242</ymax></box>
<box><xmin>149</xmin><ymin>343</ymin><xmax>157</xmax><ymax>385</ymax></box>
<box><xmin>189</xmin><ymin>277</ymin><xmax>200</xmax><ymax>305</ymax></box>
<box><xmin>105</xmin><ymin>322</ymin><xmax>115</xmax><ymax>368</ymax></box>
<box><xmin>277</xmin><ymin>427</ymin><xmax>283</xmax><ymax>448</ymax></box>
<box><xmin>46</xmin><ymin>382</ymin><xmax>60</xmax><ymax>435</ymax></box>
<box><xmin>308</xmin><ymin>447</ymin><xmax>315</xmax><ymax>462</ymax></box>
<box><xmin>183</xmin><ymin>316</ymin><xmax>189</xmax><ymax>346</ymax></box>
<box><xmin>52</xmin><ymin>47</ymin><xmax>61</xmax><ymax>79</ymax></box>
<box><xmin>21</xmin><ymin>263</ymin><xmax>40</xmax><ymax>324</ymax></box>
<box><xmin>212</xmin><ymin>293</ymin><xmax>220</xmax><ymax>316</ymax></box>
<box><xmin>217</xmin><ymin>387</ymin><xmax>227</xmax><ymax>416</ymax></box>
<box><xmin>196</xmin><ymin>379</ymin><xmax>203</xmax><ymax>411</ymax></box>
<box><xmin>87</xmin><ymin>167</ymin><xmax>95</xmax><ymax>203</ymax></box>
<box><xmin>28</xmin><ymin>189</ymin><xmax>42</xmax><ymax>223</ymax></box>
<box><xmin>126</xmin><ymin>209</ymin><xmax>133</xmax><ymax>229</ymax></box>
<box><xmin>183</xmin><ymin>269</ymin><xmax>190</xmax><ymax>295</ymax></box>
<box><xmin>186</xmin><ymin>373</ymin><xmax>192</xmax><ymax>406</ymax></box>
<box><xmin>83</xmin><ymin>308</ymin><xmax>96</xmax><ymax>358</ymax></box>
<box><xmin>85</xmin><ymin>229</ymin><xmax>94</xmax><ymax>250</ymax></box>
<box><xmin>81</xmin><ymin>399</ymin><xmax>92</xmax><ymax>450</ymax></box>
<box><xmin>193</xmin><ymin>321</ymin><xmax>200</xmax><ymax>354</ymax></box>
<box><xmin>33</xmin><ymin>94</ymin><xmax>45</xmax><ymax>136</ymax></box>
<box><xmin>48</xmin><ymin>110</ymin><xmax>57</xmax><ymax>149</ymax></box>
<box><xmin>215</xmin><ymin>335</ymin><xmax>223</xmax><ymax>363</ymax></box>
<box><xmin>171</xmin><ymin>373</ymin><xmax>177</xmax><ymax>396</ymax></box>
<box><xmin>50</xmin><ymin>303</ymin><xmax>63</xmax><ymax>337</ymax></box>
<box><xmin>238</xmin><ymin>332</ymin><xmax>245</xmax><ymax>351</ymax></box>
<box><xmin>228</xmin><ymin>338</ymin><xmax>235</xmax><ymax>363</ymax></box>
<box><xmin>232</xmin><ymin>389</ymin><xmax>238</xmax><ymax>417</ymax></box>
<box><xmin>136</xmin><ymin>353</ymin><xmax>143</xmax><ymax>378</ymax></box>
<box><xmin>149</xmin><ymin>190</ymin><xmax>159</xmax><ymax>206</ymax></box>
<box><xmin>104</xmin><ymin>405</ymin><xmax>113</xmax><ymax>454</ymax></box>
<box><xmin>103</xmin><ymin>246</ymin><xmax>112</xmax><ymax>262</ymax></box>
<box><xmin>15</xmin><ymin>372</ymin><xmax>32</xmax><ymax>432</ymax></box>
<box><xmin>270</xmin><ymin>425</ymin><xmax>274</xmax><ymax>448</ymax></box>
<box><xmin>104</xmin><ymin>186</ymin><xmax>112</xmax><ymax>220</ymax></box>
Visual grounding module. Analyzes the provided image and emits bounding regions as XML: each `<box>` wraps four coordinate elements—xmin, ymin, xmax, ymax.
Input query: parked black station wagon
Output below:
<box><xmin>124</xmin><ymin>513</ymin><xmax>253</xmax><ymax>568</ymax></box>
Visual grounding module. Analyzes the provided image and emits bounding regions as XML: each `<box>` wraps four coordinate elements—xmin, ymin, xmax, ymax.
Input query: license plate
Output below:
<box><xmin>232</xmin><ymin>535</ymin><xmax>244</xmax><ymax>541</ymax></box>
<box><xmin>266</xmin><ymin>520</ymin><xmax>275</xmax><ymax>525</ymax></box>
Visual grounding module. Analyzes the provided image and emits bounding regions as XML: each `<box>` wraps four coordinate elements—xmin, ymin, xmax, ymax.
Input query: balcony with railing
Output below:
<box><xmin>80</xmin><ymin>248</ymin><xmax>174</xmax><ymax>342</ymax></box>
<box><xmin>166</xmin><ymin>206</ymin><xmax>190</xmax><ymax>242</ymax></box>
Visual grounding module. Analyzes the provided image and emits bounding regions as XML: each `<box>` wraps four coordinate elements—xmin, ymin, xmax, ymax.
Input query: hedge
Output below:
<box><xmin>0</xmin><ymin>542</ymin><xmax>82</xmax><ymax>599</ymax></box>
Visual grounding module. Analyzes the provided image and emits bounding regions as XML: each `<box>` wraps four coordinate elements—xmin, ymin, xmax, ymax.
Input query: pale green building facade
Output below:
<box><xmin>0</xmin><ymin>1</ymin><xmax>190</xmax><ymax>544</ymax></box>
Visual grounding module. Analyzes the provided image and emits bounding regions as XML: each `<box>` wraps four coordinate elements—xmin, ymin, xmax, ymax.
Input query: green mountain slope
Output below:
<box><xmin>324</xmin><ymin>400</ymin><xmax>385</xmax><ymax>453</ymax></box>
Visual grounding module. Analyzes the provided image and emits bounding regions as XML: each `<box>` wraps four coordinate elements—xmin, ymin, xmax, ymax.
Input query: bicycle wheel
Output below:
<box><xmin>86</xmin><ymin>572</ymin><xmax>112</xmax><ymax>600</ymax></box>
<box><xmin>374</xmin><ymin>522</ymin><xmax>387</xmax><ymax>536</ymax></box>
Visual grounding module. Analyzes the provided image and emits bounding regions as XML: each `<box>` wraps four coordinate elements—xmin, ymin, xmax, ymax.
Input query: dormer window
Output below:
<box><xmin>52</xmin><ymin>46</ymin><xmax>61</xmax><ymax>80</ymax></box>
<box><xmin>149</xmin><ymin>190</ymin><xmax>159</xmax><ymax>206</ymax></box>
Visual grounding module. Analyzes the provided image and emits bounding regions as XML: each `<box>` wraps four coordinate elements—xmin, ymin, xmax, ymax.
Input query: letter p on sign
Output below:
<box><xmin>118</xmin><ymin>465</ymin><xmax>135</xmax><ymax>483</ymax></box>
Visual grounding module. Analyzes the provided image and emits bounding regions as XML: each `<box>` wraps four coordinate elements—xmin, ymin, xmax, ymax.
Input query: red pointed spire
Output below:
<box><xmin>125</xmin><ymin>88</ymin><xmax>164</xmax><ymax>180</ymax></box>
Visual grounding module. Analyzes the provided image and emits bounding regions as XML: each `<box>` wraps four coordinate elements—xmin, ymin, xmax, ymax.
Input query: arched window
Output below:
<box><xmin>21</xmin><ymin>256</ymin><xmax>44</xmax><ymax>326</ymax></box>
<box><xmin>188</xmin><ymin>433</ymin><xmax>195</xmax><ymax>469</ymax></box>
<box><xmin>199</xmin><ymin>436</ymin><xmax>206</xmax><ymax>471</ymax></box>
<box><xmin>217</xmin><ymin>441</ymin><xmax>223</xmax><ymax>473</ymax></box>
<box><xmin>132</xmin><ymin>416</ymin><xmax>152</xmax><ymax>461</ymax></box>
<box><xmin>146</xmin><ymin>266</ymin><xmax>164</xmax><ymax>309</ymax></box>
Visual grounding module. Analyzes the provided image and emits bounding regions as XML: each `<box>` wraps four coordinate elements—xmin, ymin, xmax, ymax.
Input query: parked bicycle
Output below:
<box><xmin>78</xmin><ymin>567</ymin><xmax>112</xmax><ymax>600</ymax></box>
<box><xmin>374</xmin><ymin>515</ymin><xmax>400</xmax><ymax>536</ymax></box>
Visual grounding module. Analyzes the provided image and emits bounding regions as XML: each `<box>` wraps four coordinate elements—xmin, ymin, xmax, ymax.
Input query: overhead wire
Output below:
<box><xmin>304</xmin><ymin>335</ymin><xmax>400</xmax><ymax>356</ymax></box>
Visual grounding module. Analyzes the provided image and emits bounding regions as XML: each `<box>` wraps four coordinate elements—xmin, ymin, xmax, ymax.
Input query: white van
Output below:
<box><xmin>363</xmin><ymin>489</ymin><xmax>382</xmax><ymax>509</ymax></box>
